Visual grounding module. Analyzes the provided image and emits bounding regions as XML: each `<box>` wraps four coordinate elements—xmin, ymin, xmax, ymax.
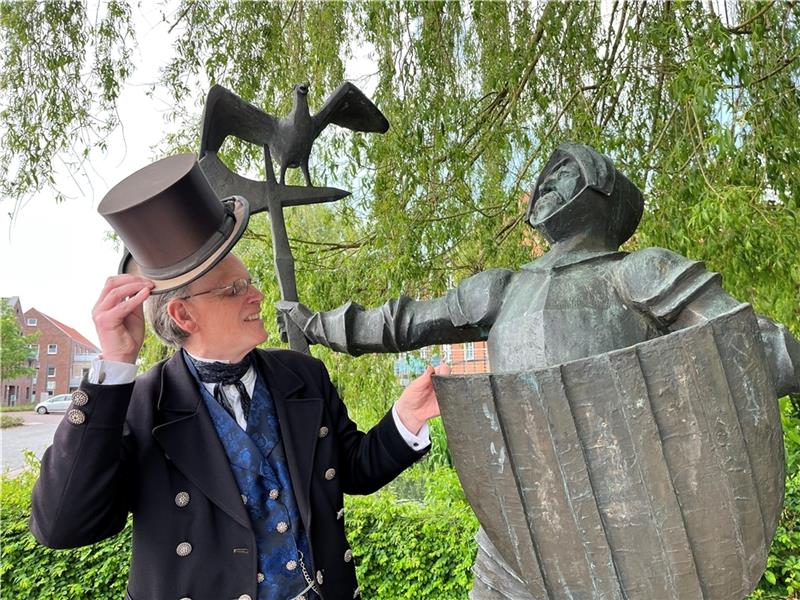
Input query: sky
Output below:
<box><xmin>0</xmin><ymin>5</ymin><xmax>178</xmax><ymax>347</ymax></box>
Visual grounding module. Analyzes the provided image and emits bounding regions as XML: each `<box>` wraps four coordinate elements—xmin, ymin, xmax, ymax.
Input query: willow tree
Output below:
<box><xmin>3</xmin><ymin>1</ymin><xmax>800</xmax><ymax>596</ymax></box>
<box><xmin>5</xmin><ymin>0</ymin><xmax>798</xmax><ymax>406</ymax></box>
<box><xmin>3</xmin><ymin>1</ymin><xmax>798</xmax><ymax>319</ymax></box>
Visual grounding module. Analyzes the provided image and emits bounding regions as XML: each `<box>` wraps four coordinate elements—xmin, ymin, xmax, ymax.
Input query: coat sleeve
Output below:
<box><xmin>29</xmin><ymin>381</ymin><xmax>137</xmax><ymax>549</ymax></box>
<box><xmin>311</xmin><ymin>358</ymin><xmax>426</xmax><ymax>495</ymax></box>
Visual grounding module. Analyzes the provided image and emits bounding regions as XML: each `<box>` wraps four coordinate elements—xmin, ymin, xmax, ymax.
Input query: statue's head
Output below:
<box><xmin>525</xmin><ymin>143</ymin><xmax>644</xmax><ymax>247</ymax></box>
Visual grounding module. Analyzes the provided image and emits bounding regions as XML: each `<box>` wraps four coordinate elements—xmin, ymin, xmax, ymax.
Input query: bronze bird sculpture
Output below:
<box><xmin>200</xmin><ymin>82</ymin><xmax>389</xmax><ymax>186</ymax></box>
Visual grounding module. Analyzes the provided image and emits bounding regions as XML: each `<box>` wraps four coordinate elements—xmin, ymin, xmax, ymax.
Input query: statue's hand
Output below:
<box><xmin>276</xmin><ymin>300</ymin><xmax>315</xmax><ymax>344</ymax></box>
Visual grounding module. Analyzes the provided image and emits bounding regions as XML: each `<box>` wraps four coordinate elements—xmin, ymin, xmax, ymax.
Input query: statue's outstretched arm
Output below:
<box><xmin>618</xmin><ymin>247</ymin><xmax>799</xmax><ymax>396</ymax></box>
<box><xmin>278</xmin><ymin>268</ymin><xmax>514</xmax><ymax>356</ymax></box>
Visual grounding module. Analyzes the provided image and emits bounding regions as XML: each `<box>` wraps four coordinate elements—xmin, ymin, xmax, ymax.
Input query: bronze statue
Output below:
<box><xmin>279</xmin><ymin>143</ymin><xmax>799</xmax><ymax>599</ymax></box>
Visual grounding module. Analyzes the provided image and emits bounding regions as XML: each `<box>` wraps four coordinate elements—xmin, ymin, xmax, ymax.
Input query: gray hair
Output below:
<box><xmin>144</xmin><ymin>284</ymin><xmax>191</xmax><ymax>348</ymax></box>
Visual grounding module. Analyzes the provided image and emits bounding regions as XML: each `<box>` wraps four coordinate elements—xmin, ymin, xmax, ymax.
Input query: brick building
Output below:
<box><xmin>20</xmin><ymin>308</ymin><xmax>99</xmax><ymax>403</ymax></box>
<box><xmin>1</xmin><ymin>297</ymin><xmax>36</xmax><ymax>406</ymax></box>
<box><xmin>395</xmin><ymin>341</ymin><xmax>490</xmax><ymax>386</ymax></box>
<box><xmin>440</xmin><ymin>341</ymin><xmax>490</xmax><ymax>374</ymax></box>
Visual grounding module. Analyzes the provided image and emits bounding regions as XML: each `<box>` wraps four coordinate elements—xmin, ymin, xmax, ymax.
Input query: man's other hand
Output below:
<box><xmin>92</xmin><ymin>275</ymin><xmax>154</xmax><ymax>364</ymax></box>
<box><xmin>395</xmin><ymin>363</ymin><xmax>451</xmax><ymax>435</ymax></box>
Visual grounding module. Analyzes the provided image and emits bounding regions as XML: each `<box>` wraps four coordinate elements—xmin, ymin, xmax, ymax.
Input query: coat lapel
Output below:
<box><xmin>151</xmin><ymin>352</ymin><xmax>251</xmax><ymax>530</ymax></box>
<box><xmin>255</xmin><ymin>351</ymin><xmax>323</xmax><ymax>532</ymax></box>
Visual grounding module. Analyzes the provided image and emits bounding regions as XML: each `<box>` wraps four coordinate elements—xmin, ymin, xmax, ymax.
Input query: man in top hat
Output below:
<box><xmin>278</xmin><ymin>142</ymin><xmax>800</xmax><ymax>598</ymax></box>
<box><xmin>30</xmin><ymin>154</ymin><xmax>448</xmax><ymax>600</ymax></box>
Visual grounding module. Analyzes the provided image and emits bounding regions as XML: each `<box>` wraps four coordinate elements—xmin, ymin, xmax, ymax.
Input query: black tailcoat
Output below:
<box><xmin>30</xmin><ymin>349</ymin><xmax>425</xmax><ymax>600</ymax></box>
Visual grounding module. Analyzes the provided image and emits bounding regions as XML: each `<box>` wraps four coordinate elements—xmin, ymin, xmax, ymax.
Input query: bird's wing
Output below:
<box><xmin>312</xmin><ymin>82</ymin><xmax>390</xmax><ymax>138</ymax></box>
<box><xmin>199</xmin><ymin>84</ymin><xmax>278</xmax><ymax>156</ymax></box>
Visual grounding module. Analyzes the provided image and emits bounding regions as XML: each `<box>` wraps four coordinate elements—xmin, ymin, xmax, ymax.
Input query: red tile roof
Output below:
<box><xmin>32</xmin><ymin>310</ymin><xmax>99</xmax><ymax>352</ymax></box>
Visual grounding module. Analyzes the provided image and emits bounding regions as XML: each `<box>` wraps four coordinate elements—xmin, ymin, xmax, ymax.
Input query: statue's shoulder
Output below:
<box><xmin>616</xmin><ymin>247</ymin><xmax>719</xmax><ymax>321</ymax></box>
<box><xmin>622</xmin><ymin>246</ymin><xmax>694</xmax><ymax>268</ymax></box>
<box><xmin>617</xmin><ymin>247</ymin><xmax>704</xmax><ymax>288</ymax></box>
<box><xmin>457</xmin><ymin>267</ymin><xmax>516</xmax><ymax>289</ymax></box>
<box><xmin>448</xmin><ymin>268</ymin><xmax>516</xmax><ymax>327</ymax></box>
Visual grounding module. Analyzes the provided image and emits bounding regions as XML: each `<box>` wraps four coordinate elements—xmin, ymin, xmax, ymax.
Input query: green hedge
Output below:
<box><xmin>346</xmin><ymin>466</ymin><xmax>478</xmax><ymax>599</ymax></box>
<box><xmin>0</xmin><ymin>415</ymin><xmax>24</xmax><ymax>428</ymax></box>
<box><xmin>0</xmin><ymin>457</ymin><xmax>477</xmax><ymax>599</ymax></box>
<box><xmin>1</xmin><ymin>460</ymin><xmax>132</xmax><ymax>598</ymax></box>
<box><xmin>3</xmin><ymin>453</ymin><xmax>799</xmax><ymax>599</ymax></box>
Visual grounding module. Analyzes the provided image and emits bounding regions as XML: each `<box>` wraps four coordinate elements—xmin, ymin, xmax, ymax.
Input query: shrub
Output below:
<box><xmin>1</xmin><ymin>457</ymin><xmax>477</xmax><ymax>599</ymax></box>
<box><xmin>346</xmin><ymin>465</ymin><xmax>478</xmax><ymax>599</ymax></box>
<box><xmin>0</xmin><ymin>404</ymin><xmax>36</xmax><ymax>413</ymax></box>
<box><xmin>0</xmin><ymin>415</ymin><xmax>24</xmax><ymax>429</ymax></box>
<box><xmin>4</xmin><ymin>453</ymin><xmax>797</xmax><ymax>599</ymax></box>
<box><xmin>1</xmin><ymin>456</ymin><xmax>131</xmax><ymax>599</ymax></box>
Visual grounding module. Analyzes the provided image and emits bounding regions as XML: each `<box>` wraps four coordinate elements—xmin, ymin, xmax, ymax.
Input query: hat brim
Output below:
<box><xmin>119</xmin><ymin>196</ymin><xmax>250</xmax><ymax>294</ymax></box>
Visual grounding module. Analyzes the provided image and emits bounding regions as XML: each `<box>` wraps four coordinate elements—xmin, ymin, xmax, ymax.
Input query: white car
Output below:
<box><xmin>35</xmin><ymin>393</ymin><xmax>72</xmax><ymax>414</ymax></box>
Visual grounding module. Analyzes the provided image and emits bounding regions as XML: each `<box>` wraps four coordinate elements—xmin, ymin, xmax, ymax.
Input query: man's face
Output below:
<box><xmin>176</xmin><ymin>254</ymin><xmax>267</xmax><ymax>361</ymax></box>
<box><xmin>528</xmin><ymin>158</ymin><xmax>583</xmax><ymax>225</ymax></box>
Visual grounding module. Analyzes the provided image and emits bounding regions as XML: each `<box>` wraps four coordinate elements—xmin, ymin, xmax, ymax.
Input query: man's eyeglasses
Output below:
<box><xmin>179</xmin><ymin>277</ymin><xmax>254</xmax><ymax>300</ymax></box>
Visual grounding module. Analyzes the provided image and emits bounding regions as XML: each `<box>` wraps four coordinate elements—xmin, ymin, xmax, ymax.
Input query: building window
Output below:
<box><xmin>47</xmin><ymin>367</ymin><xmax>56</xmax><ymax>377</ymax></box>
<box><xmin>27</xmin><ymin>318</ymin><xmax>37</xmax><ymax>326</ymax></box>
<box><xmin>464</xmin><ymin>342</ymin><xmax>475</xmax><ymax>361</ymax></box>
<box><xmin>46</xmin><ymin>381</ymin><xmax>56</xmax><ymax>391</ymax></box>
<box><xmin>48</xmin><ymin>344</ymin><xmax>57</xmax><ymax>354</ymax></box>
<box><xmin>442</xmin><ymin>344</ymin><xmax>452</xmax><ymax>363</ymax></box>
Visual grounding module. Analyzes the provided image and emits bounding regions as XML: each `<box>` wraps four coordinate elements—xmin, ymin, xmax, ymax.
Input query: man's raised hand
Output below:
<box><xmin>92</xmin><ymin>275</ymin><xmax>154</xmax><ymax>364</ymax></box>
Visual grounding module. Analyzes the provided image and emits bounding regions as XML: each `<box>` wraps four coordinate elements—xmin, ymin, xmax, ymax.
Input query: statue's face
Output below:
<box><xmin>528</xmin><ymin>158</ymin><xmax>583</xmax><ymax>226</ymax></box>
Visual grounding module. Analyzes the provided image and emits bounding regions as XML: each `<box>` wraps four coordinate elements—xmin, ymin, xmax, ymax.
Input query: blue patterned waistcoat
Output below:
<box><xmin>184</xmin><ymin>355</ymin><xmax>316</xmax><ymax>600</ymax></box>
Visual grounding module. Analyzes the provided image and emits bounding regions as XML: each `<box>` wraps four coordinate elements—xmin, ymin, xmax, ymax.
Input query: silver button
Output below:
<box><xmin>71</xmin><ymin>390</ymin><xmax>89</xmax><ymax>406</ymax></box>
<box><xmin>238</xmin><ymin>595</ymin><xmax>252</xmax><ymax>600</ymax></box>
<box><xmin>316</xmin><ymin>570</ymin><xmax>324</xmax><ymax>585</ymax></box>
<box><xmin>276</xmin><ymin>521</ymin><xmax>288</xmax><ymax>534</ymax></box>
<box><xmin>241</xmin><ymin>494</ymin><xmax>248</xmax><ymax>504</ymax></box>
<box><xmin>324</xmin><ymin>468</ymin><xmax>336</xmax><ymax>480</ymax></box>
<box><xmin>174</xmin><ymin>491</ymin><xmax>190</xmax><ymax>507</ymax></box>
<box><xmin>318</xmin><ymin>426</ymin><xmax>329</xmax><ymax>438</ymax></box>
<box><xmin>286</xmin><ymin>559</ymin><xmax>297</xmax><ymax>571</ymax></box>
<box><xmin>344</xmin><ymin>548</ymin><xmax>353</xmax><ymax>562</ymax></box>
<box><xmin>176</xmin><ymin>541</ymin><xmax>192</xmax><ymax>556</ymax></box>
<box><xmin>269</xmin><ymin>489</ymin><xmax>279</xmax><ymax>500</ymax></box>
<box><xmin>257</xmin><ymin>572</ymin><xmax>265</xmax><ymax>583</ymax></box>
<box><xmin>66</xmin><ymin>409</ymin><xmax>85</xmax><ymax>425</ymax></box>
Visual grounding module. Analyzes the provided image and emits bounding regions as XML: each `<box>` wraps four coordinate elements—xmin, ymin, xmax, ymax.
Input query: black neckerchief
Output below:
<box><xmin>185</xmin><ymin>352</ymin><xmax>253</xmax><ymax>421</ymax></box>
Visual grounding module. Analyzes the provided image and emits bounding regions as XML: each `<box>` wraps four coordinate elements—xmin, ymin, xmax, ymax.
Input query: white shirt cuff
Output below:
<box><xmin>391</xmin><ymin>403</ymin><xmax>431</xmax><ymax>451</ymax></box>
<box><xmin>89</xmin><ymin>358</ymin><xmax>138</xmax><ymax>385</ymax></box>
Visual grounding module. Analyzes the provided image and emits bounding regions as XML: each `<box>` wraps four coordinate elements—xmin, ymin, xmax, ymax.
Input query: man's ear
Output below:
<box><xmin>167</xmin><ymin>299</ymin><xmax>199</xmax><ymax>335</ymax></box>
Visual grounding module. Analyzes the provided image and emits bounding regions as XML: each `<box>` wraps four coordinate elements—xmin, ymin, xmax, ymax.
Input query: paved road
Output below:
<box><xmin>2</xmin><ymin>412</ymin><xmax>63</xmax><ymax>474</ymax></box>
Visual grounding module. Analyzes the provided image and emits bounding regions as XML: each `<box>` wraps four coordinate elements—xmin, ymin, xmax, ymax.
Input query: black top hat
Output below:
<box><xmin>98</xmin><ymin>154</ymin><xmax>250</xmax><ymax>294</ymax></box>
